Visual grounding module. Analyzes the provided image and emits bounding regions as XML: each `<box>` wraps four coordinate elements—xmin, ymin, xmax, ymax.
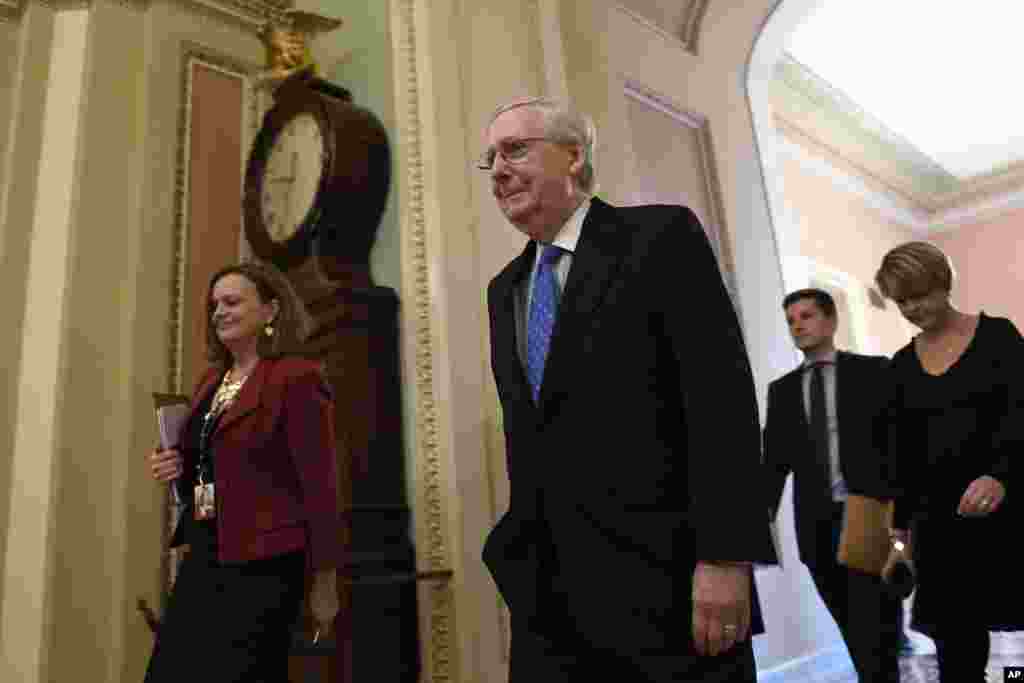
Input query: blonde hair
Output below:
<box><xmin>875</xmin><ymin>241</ymin><xmax>954</xmax><ymax>299</ymax></box>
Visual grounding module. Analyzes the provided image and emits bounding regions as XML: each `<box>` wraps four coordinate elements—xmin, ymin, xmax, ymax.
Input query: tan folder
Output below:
<box><xmin>837</xmin><ymin>494</ymin><xmax>894</xmax><ymax>575</ymax></box>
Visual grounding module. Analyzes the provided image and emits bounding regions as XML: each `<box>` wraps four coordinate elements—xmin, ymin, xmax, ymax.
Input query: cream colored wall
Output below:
<box><xmin>0</xmin><ymin>22</ymin><xmax>18</xmax><ymax>206</ymax></box>
<box><xmin>0</xmin><ymin>1</ymin><xmax>58</xmax><ymax>667</ymax></box>
<box><xmin>0</xmin><ymin>0</ymin><xmax>265</xmax><ymax>681</ymax></box>
<box><xmin>933</xmin><ymin>209</ymin><xmax>1024</xmax><ymax>328</ymax></box>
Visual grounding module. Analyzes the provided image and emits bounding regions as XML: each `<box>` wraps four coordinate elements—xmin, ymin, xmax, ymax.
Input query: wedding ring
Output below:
<box><xmin>981</xmin><ymin>498</ymin><xmax>991</xmax><ymax>507</ymax></box>
<box><xmin>724</xmin><ymin>624</ymin><xmax>738</xmax><ymax>633</ymax></box>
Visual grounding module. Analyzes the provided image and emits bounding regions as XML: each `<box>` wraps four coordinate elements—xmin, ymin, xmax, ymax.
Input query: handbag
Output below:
<box><xmin>836</xmin><ymin>494</ymin><xmax>893</xmax><ymax>575</ymax></box>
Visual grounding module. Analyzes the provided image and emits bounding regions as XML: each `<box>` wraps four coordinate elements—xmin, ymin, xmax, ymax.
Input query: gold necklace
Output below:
<box><xmin>210</xmin><ymin>369</ymin><xmax>248</xmax><ymax>416</ymax></box>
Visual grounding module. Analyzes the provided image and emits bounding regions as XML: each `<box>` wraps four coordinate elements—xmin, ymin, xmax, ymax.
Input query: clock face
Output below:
<box><xmin>261</xmin><ymin>113</ymin><xmax>324</xmax><ymax>243</ymax></box>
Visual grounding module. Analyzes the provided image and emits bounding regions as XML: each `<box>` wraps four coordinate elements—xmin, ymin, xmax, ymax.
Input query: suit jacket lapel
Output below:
<box><xmin>784</xmin><ymin>369</ymin><xmax>809</xmax><ymax>433</ymax></box>
<box><xmin>492</xmin><ymin>243</ymin><xmax>535</xmax><ymax>410</ymax></box>
<box><xmin>834</xmin><ymin>351</ymin><xmax>849</xmax><ymax>475</ymax></box>
<box><xmin>538</xmin><ymin>198</ymin><xmax>626</xmax><ymax>411</ymax></box>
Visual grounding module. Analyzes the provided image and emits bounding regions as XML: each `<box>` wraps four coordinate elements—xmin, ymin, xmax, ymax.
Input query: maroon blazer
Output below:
<box><xmin>169</xmin><ymin>356</ymin><xmax>342</xmax><ymax>570</ymax></box>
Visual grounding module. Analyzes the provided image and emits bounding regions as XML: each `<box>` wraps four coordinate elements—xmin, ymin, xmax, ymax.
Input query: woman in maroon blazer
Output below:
<box><xmin>144</xmin><ymin>261</ymin><xmax>342</xmax><ymax>682</ymax></box>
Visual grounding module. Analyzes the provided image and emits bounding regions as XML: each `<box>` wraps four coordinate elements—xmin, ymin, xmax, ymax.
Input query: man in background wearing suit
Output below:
<box><xmin>480</xmin><ymin>96</ymin><xmax>775</xmax><ymax>682</ymax></box>
<box><xmin>764</xmin><ymin>288</ymin><xmax>901</xmax><ymax>682</ymax></box>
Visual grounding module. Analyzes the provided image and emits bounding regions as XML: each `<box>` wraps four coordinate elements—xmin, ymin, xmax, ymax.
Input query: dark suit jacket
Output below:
<box><xmin>483</xmin><ymin>198</ymin><xmax>775</xmax><ymax>657</ymax></box>
<box><xmin>169</xmin><ymin>356</ymin><xmax>342</xmax><ymax>570</ymax></box>
<box><xmin>764</xmin><ymin>351</ymin><xmax>892</xmax><ymax>567</ymax></box>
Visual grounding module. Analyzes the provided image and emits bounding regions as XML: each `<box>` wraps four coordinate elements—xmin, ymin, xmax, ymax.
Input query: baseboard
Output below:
<box><xmin>757</xmin><ymin>646</ymin><xmax>854</xmax><ymax>683</ymax></box>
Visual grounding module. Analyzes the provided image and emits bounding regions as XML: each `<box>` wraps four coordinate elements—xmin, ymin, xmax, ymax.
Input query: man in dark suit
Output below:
<box><xmin>480</xmin><ymin>96</ymin><xmax>775</xmax><ymax>682</ymax></box>
<box><xmin>764</xmin><ymin>288</ymin><xmax>901</xmax><ymax>682</ymax></box>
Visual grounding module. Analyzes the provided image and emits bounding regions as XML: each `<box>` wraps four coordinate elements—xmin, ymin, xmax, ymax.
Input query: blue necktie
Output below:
<box><xmin>526</xmin><ymin>244</ymin><xmax>563</xmax><ymax>402</ymax></box>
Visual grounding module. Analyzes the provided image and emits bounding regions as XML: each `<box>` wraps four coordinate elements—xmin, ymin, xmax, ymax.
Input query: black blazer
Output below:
<box><xmin>482</xmin><ymin>198</ymin><xmax>775</xmax><ymax>657</ymax></box>
<box><xmin>764</xmin><ymin>351</ymin><xmax>892</xmax><ymax>567</ymax></box>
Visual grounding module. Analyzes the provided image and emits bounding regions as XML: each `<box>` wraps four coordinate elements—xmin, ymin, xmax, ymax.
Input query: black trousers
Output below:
<box><xmin>931</xmin><ymin>625</ymin><xmax>989</xmax><ymax>682</ymax></box>
<box><xmin>144</xmin><ymin>545</ymin><xmax>305</xmax><ymax>683</ymax></box>
<box><xmin>509</xmin><ymin>621</ymin><xmax>756</xmax><ymax>683</ymax></box>
<box><xmin>808</xmin><ymin>562</ymin><xmax>901</xmax><ymax>682</ymax></box>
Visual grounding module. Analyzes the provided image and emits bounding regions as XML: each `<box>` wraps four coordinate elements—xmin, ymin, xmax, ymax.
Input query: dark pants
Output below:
<box><xmin>509</xmin><ymin>621</ymin><xmax>756</xmax><ymax>683</ymax></box>
<box><xmin>809</xmin><ymin>563</ymin><xmax>901</xmax><ymax>682</ymax></box>
<box><xmin>144</xmin><ymin>546</ymin><xmax>306</xmax><ymax>683</ymax></box>
<box><xmin>932</xmin><ymin>625</ymin><xmax>989</xmax><ymax>682</ymax></box>
<box><xmin>806</xmin><ymin>504</ymin><xmax>901</xmax><ymax>682</ymax></box>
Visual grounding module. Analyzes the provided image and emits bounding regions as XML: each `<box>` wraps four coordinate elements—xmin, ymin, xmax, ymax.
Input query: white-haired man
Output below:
<box><xmin>480</xmin><ymin>97</ymin><xmax>775</xmax><ymax>682</ymax></box>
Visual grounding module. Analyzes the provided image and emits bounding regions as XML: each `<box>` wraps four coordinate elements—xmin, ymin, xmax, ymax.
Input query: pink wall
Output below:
<box><xmin>932</xmin><ymin>209</ymin><xmax>1024</xmax><ymax>329</ymax></box>
<box><xmin>780</xmin><ymin>151</ymin><xmax>917</xmax><ymax>356</ymax></box>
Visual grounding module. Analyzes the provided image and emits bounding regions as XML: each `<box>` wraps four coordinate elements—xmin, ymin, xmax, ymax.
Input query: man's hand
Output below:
<box><xmin>692</xmin><ymin>561</ymin><xmax>751</xmax><ymax>657</ymax></box>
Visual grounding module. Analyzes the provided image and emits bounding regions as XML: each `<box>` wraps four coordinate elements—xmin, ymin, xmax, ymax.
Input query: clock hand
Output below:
<box><xmin>285</xmin><ymin>150</ymin><xmax>298</xmax><ymax>218</ymax></box>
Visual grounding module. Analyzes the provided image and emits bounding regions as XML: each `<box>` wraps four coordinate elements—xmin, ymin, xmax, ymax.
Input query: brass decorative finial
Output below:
<box><xmin>256</xmin><ymin>9</ymin><xmax>343</xmax><ymax>88</ymax></box>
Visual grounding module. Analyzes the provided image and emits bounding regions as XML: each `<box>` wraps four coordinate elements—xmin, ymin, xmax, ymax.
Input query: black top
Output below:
<box><xmin>887</xmin><ymin>312</ymin><xmax>1024</xmax><ymax>632</ymax></box>
<box><xmin>889</xmin><ymin>312</ymin><xmax>1022</xmax><ymax>528</ymax></box>
<box><xmin>178</xmin><ymin>377</ymin><xmax>225</xmax><ymax>554</ymax></box>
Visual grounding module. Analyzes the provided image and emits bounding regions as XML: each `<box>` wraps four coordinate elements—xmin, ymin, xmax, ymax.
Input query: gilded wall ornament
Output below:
<box><xmin>255</xmin><ymin>9</ymin><xmax>342</xmax><ymax>90</ymax></box>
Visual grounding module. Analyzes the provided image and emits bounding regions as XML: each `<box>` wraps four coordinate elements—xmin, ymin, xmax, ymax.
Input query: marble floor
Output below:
<box><xmin>895</xmin><ymin>654</ymin><xmax>1022</xmax><ymax>683</ymax></box>
<box><xmin>830</xmin><ymin>632</ymin><xmax>1024</xmax><ymax>682</ymax></box>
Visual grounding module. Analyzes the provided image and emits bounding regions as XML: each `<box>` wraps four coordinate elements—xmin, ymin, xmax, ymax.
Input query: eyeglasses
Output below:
<box><xmin>476</xmin><ymin>137</ymin><xmax>554</xmax><ymax>171</ymax></box>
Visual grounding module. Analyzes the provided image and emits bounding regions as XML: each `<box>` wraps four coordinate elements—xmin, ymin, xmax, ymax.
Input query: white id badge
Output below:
<box><xmin>194</xmin><ymin>482</ymin><xmax>216</xmax><ymax>520</ymax></box>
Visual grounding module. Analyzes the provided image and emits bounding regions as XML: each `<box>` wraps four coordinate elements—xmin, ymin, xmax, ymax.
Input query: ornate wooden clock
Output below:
<box><xmin>243</xmin><ymin>69</ymin><xmax>390</xmax><ymax>282</ymax></box>
<box><xmin>244</xmin><ymin>68</ymin><xmax>417</xmax><ymax>683</ymax></box>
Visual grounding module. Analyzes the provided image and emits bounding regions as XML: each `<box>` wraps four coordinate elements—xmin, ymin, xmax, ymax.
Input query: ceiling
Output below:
<box><xmin>616</xmin><ymin>0</ymin><xmax>1024</xmax><ymax>230</ymax></box>
<box><xmin>775</xmin><ymin>0</ymin><xmax>1024</xmax><ymax>228</ymax></box>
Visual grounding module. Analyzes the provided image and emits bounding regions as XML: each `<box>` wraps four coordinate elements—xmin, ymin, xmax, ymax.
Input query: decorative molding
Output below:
<box><xmin>773</xmin><ymin>55</ymin><xmax>957</xmax><ymax>199</ymax></box>
<box><xmin>614</xmin><ymin>1</ymin><xmax>706</xmax><ymax>55</ymax></box>
<box><xmin>678</xmin><ymin>0</ymin><xmax>709</xmax><ymax>54</ymax></box>
<box><xmin>3</xmin><ymin>0</ymin><xmax>153</xmax><ymax>21</ymax></box>
<box><xmin>4</xmin><ymin>0</ymin><xmax>286</xmax><ymax>24</ymax></box>
<box><xmin>614</xmin><ymin>4</ymin><xmax>693</xmax><ymax>59</ymax></box>
<box><xmin>169</xmin><ymin>42</ymin><xmax>255</xmax><ymax>396</ymax></box>
<box><xmin>623</xmin><ymin>80</ymin><xmax>740</xmax><ymax>302</ymax></box>
<box><xmin>176</xmin><ymin>0</ymin><xmax>287</xmax><ymax>29</ymax></box>
<box><xmin>772</xmin><ymin>54</ymin><xmax>1024</xmax><ymax>228</ymax></box>
<box><xmin>391</xmin><ymin>1</ymin><xmax>456</xmax><ymax>682</ymax></box>
<box><xmin>775</xmin><ymin>128</ymin><xmax>931</xmax><ymax>233</ymax></box>
<box><xmin>777</xmin><ymin>120</ymin><xmax>1024</xmax><ymax>235</ymax></box>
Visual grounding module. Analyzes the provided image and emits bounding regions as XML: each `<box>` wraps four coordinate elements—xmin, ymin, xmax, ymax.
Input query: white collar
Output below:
<box><xmin>541</xmin><ymin>197</ymin><xmax>591</xmax><ymax>255</ymax></box>
<box><xmin>802</xmin><ymin>349</ymin><xmax>838</xmax><ymax>368</ymax></box>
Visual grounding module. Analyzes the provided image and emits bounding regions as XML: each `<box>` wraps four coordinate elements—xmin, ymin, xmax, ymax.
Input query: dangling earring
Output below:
<box><xmin>264</xmin><ymin>320</ymin><xmax>275</xmax><ymax>338</ymax></box>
